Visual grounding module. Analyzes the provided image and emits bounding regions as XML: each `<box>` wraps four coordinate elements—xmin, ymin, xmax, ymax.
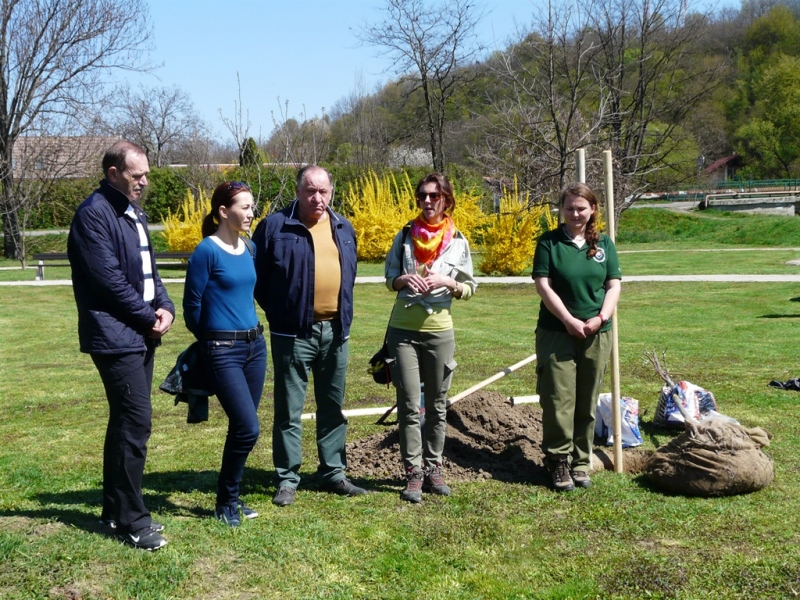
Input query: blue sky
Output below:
<box><xmin>129</xmin><ymin>0</ymin><xmax>735</xmax><ymax>144</ymax></box>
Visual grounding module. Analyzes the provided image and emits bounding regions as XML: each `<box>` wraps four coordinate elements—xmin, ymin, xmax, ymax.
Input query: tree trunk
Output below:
<box><xmin>3</xmin><ymin>207</ymin><xmax>22</xmax><ymax>260</ymax></box>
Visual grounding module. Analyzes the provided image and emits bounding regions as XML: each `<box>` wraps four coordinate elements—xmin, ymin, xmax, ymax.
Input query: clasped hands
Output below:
<box><xmin>399</xmin><ymin>267</ymin><xmax>454</xmax><ymax>295</ymax></box>
<box><xmin>565</xmin><ymin>315</ymin><xmax>604</xmax><ymax>339</ymax></box>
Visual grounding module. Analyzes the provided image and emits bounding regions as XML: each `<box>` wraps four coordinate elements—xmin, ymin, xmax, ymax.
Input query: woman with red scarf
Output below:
<box><xmin>384</xmin><ymin>173</ymin><xmax>477</xmax><ymax>503</ymax></box>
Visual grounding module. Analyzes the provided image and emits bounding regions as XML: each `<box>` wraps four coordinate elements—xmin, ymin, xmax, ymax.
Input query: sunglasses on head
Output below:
<box><xmin>416</xmin><ymin>191</ymin><xmax>442</xmax><ymax>202</ymax></box>
<box><xmin>226</xmin><ymin>181</ymin><xmax>250</xmax><ymax>193</ymax></box>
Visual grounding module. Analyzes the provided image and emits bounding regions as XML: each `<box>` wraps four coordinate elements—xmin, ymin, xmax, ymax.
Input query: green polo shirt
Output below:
<box><xmin>532</xmin><ymin>227</ymin><xmax>622</xmax><ymax>333</ymax></box>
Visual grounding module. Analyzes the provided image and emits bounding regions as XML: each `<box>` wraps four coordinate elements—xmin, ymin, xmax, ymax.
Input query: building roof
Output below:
<box><xmin>11</xmin><ymin>135</ymin><xmax>120</xmax><ymax>180</ymax></box>
<box><xmin>703</xmin><ymin>155</ymin><xmax>742</xmax><ymax>175</ymax></box>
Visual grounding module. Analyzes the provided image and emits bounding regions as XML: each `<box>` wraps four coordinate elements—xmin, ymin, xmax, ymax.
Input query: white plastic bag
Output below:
<box><xmin>595</xmin><ymin>393</ymin><xmax>643</xmax><ymax>448</ymax></box>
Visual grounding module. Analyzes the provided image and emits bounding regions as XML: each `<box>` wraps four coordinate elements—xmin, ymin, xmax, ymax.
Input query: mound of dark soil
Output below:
<box><xmin>347</xmin><ymin>390</ymin><xmax>651</xmax><ymax>485</ymax></box>
<box><xmin>347</xmin><ymin>391</ymin><xmax>548</xmax><ymax>484</ymax></box>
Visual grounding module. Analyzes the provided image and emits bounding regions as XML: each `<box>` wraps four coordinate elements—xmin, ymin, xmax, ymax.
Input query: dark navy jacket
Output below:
<box><xmin>67</xmin><ymin>180</ymin><xmax>175</xmax><ymax>354</ymax></box>
<box><xmin>252</xmin><ymin>201</ymin><xmax>357</xmax><ymax>340</ymax></box>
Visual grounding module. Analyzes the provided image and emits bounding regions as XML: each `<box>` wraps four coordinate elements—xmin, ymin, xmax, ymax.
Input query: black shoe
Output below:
<box><xmin>100</xmin><ymin>519</ymin><xmax>163</xmax><ymax>533</ymax></box>
<box><xmin>423</xmin><ymin>463</ymin><xmax>451</xmax><ymax>496</ymax></box>
<box><xmin>119</xmin><ymin>526</ymin><xmax>168</xmax><ymax>551</ymax></box>
<box><xmin>400</xmin><ymin>466</ymin><xmax>423</xmax><ymax>503</ymax></box>
<box><xmin>214</xmin><ymin>503</ymin><xmax>241</xmax><ymax>527</ymax></box>
<box><xmin>272</xmin><ymin>486</ymin><xmax>296</xmax><ymax>506</ymax></box>
<box><xmin>324</xmin><ymin>477</ymin><xmax>368</xmax><ymax>496</ymax></box>
<box><xmin>237</xmin><ymin>500</ymin><xmax>259</xmax><ymax>519</ymax></box>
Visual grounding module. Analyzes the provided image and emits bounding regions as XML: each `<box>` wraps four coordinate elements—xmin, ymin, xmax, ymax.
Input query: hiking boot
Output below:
<box><xmin>324</xmin><ymin>477</ymin><xmax>368</xmax><ymax>496</ymax></box>
<box><xmin>423</xmin><ymin>463</ymin><xmax>451</xmax><ymax>496</ymax></box>
<box><xmin>272</xmin><ymin>486</ymin><xmax>296</xmax><ymax>507</ymax></box>
<box><xmin>400</xmin><ymin>466</ymin><xmax>424</xmax><ymax>503</ymax></box>
<box><xmin>119</xmin><ymin>526</ymin><xmax>168</xmax><ymax>551</ymax></box>
<box><xmin>100</xmin><ymin>518</ymin><xmax>163</xmax><ymax>533</ymax></box>
<box><xmin>214</xmin><ymin>503</ymin><xmax>241</xmax><ymax>527</ymax></box>
<box><xmin>237</xmin><ymin>500</ymin><xmax>259</xmax><ymax>519</ymax></box>
<box><xmin>570</xmin><ymin>470</ymin><xmax>592</xmax><ymax>489</ymax></box>
<box><xmin>550</xmin><ymin>458</ymin><xmax>575</xmax><ymax>492</ymax></box>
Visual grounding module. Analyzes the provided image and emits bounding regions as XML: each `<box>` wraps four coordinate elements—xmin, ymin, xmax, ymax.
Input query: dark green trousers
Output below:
<box><xmin>270</xmin><ymin>320</ymin><xmax>349</xmax><ymax>487</ymax></box>
<box><xmin>536</xmin><ymin>328</ymin><xmax>612</xmax><ymax>472</ymax></box>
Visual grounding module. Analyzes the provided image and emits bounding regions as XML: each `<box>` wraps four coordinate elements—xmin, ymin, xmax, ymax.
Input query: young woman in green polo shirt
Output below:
<box><xmin>533</xmin><ymin>182</ymin><xmax>622</xmax><ymax>492</ymax></box>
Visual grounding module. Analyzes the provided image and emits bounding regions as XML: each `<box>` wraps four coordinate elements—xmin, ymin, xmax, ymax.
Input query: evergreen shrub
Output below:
<box><xmin>145</xmin><ymin>167</ymin><xmax>189</xmax><ymax>223</ymax></box>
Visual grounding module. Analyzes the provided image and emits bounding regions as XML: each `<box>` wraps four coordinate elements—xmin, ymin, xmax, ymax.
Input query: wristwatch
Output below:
<box><xmin>451</xmin><ymin>281</ymin><xmax>460</xmax><ymax>295</ymax></box>
<box><xmin>598</xmin><ymin>313</ymin><xmax>608</xmax><ymax>326</ymax></box>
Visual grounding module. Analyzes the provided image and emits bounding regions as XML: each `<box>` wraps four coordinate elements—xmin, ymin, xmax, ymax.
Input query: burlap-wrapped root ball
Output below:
<box><xmin>644</xmin><ymin>419</ymin><xmax>774</xmax><ymax>496</ymax></box>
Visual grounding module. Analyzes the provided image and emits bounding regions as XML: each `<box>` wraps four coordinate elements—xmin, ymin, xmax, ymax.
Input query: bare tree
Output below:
<box><xmin>0</xmin><ymin>0</ymin><xmax>153</xmax><ymax>259</ymax></box>
<box><xmin>590</xmin><ymin>0</ymin><xmax>726</xmax><ymax>215</ymax></box>
<box><xmin>473</xmin><ymin>0</ymin><xmax>607</xmax><ymax>198</ymax></box>
<box><xmin>359</xmin><ymin>0</ymin><xmax>485</xmax><ymax>171</ymax></box>
<box><xmin>219</xmin><ymin>79</ymin><xmax>306</xmax><ymax>214</ymax></box>
<box><xmin>110</xmin><ymin>85</ymin><xmax>206</xmax><ymax>168</ymax></box>
<box><xmin>327</xmin><ymin>71</ymin><xmax>391</xmax><ymax>168</ymax></box>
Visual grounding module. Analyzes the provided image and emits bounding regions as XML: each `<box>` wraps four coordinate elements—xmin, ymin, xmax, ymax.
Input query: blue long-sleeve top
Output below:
<box><xmin>183</xmin><ymin>237</ymin><xmax>259</xmax><ymax>338</ymax></box>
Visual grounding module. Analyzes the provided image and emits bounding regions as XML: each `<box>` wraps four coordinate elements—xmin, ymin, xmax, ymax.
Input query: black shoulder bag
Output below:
<box><xmin>368</xmin><ymin>225</ymin><xmax>411</xmax><ymax>386</ymax></box>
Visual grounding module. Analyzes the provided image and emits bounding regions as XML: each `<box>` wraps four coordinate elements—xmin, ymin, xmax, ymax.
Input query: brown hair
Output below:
<box><xmin>415</xmin><ymin>172</ymin><xmax>455</xmax><ymax>214</ymax></box>
<box><xmin>202</xmin><ymin>181</ymin><xmax>252</xmax><ymax>238</ymax></box>
<box><xmin>560</xmin><ymin>182</ymin><xmax>600</xmax><ymax>258</ymax></box>
<box><xmin>102</xmin><ymin>140</ymin><xmax>147</xmax><ymax>176</ymax></box>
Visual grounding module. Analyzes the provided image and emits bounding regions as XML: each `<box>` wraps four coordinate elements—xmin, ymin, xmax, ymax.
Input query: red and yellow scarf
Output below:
<box><xmin>410</xmin><ymin>214</ymin><xmax>455</xmax><ymax>267</ymax></box>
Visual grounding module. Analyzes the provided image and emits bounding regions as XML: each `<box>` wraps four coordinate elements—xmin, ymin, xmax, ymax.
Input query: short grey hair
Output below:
<box><xmin>296</xmin><ymin>165</ymin><xmax>333</xmax><ymax>190</ymax></box>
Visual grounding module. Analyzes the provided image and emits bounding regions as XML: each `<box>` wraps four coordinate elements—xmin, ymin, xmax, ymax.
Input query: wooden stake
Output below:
<box><xmin>577</xmin><ymin>148</ymin><xmax>586</xmax><ymax>183</ymax></box>
<box><xmin>603</xmin><ymin>149</ymin><xmax>623</xmax><ymax>473</ymax></box>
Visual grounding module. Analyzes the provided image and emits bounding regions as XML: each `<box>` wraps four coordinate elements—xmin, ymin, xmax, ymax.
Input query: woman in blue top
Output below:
<box><xmin>183</xmin><ymin>181</ymin><xmax>267</xmax><ymax>526</ymax></box>
<box><xmin>533</xmin><ymin>182</ymin><xmax>621</xmax><ymax>492</ymax></box>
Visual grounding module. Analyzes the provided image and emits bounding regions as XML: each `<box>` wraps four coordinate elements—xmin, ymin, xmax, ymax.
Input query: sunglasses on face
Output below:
<box><xmin>416</xmin><ymin>191</ymin><xmax>442</xmax><ymax>202</ymax></box>
<box><xmin>226</xmin><ymin>181</ymin><xmax>250</xmax><ymax>193</ymax></box>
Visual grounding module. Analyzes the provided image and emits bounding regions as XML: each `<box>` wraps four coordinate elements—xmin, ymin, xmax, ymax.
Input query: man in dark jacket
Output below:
<box><xmin>68</xmin><ymin>140</ymin><xmax>174</xmax><ymax>551</ymax></box>
<box><xmin>253</xmin><ymin>165</ymin><xmax>365</xmax><ymax>507</ymax></box>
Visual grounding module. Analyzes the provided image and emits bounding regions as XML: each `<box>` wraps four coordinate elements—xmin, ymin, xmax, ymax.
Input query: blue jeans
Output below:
<box><xmin>270</xmin><ymin>320</ymin><xmax>349</xmax><ymax>488</ymax></box>
<box><xmin>203</xmin><ymin>335</ymin><xmax>267</xmax><ymax>507</ymax></box>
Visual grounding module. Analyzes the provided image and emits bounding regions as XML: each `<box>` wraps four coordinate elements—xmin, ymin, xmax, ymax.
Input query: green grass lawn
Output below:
<box><xmin>2</xmin><ymin>210</ymin><xmax>800</xmax><ymax>598</ymax></box>
<box><xmin>2</xmin><ymin>275</ymin><xmax>800</xmax><ymax>598</ymax></box>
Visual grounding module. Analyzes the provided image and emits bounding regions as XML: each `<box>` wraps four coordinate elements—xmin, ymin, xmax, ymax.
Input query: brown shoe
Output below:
<box><xmin>570</xmin><ymin>470</ymin><xmax>592</xmax><ymax>488</ymax></box>
<box><xmin>550</xmin><ymin>458</ymin><xmax>575</xmax><ymax>492</ymax></box>
<box><xmin>423</xmin><ymin>463</ymin><xmax>451</xmax><ymax>496</ymax></box>
<box><xmin>400</xmin><ymin>466</ymin><xmax>423</xmax><ymax>503</ymax></box>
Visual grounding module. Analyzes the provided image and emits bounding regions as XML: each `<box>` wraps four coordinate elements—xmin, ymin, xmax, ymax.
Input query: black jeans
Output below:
<box><xmin>91</xmin><ymin>349</ymin><xmax>155</xmax><ymax>533</ymax></box>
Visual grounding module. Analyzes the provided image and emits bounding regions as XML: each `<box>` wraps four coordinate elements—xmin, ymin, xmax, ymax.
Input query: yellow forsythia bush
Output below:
<box><xmin>344</xmin><ymin>170</ymin><xmax>491</xmax><ymax>261</ymax></box>
<box><xmin>451</xmin><ymin>188</ymin><xmax>489</xmax><ymax>245</ymax></box>
<box><xmin>479</xmin><ymin>182</ymin><xmax>557</xmax><ymax>276</ymax></box>
<box><xmin>163</xmin><ymin>189</ymin><xmax>262</xmax><ymax>253</ymax></box>
<box><xmin>163</xmin><ymin>189</ymin><xmax>209</xmax><ymax>253</ymax></box>
<box><xmin>343</xmin><ymin>171</ymin><xmax>418</xmax><ymax>261</ymax></box>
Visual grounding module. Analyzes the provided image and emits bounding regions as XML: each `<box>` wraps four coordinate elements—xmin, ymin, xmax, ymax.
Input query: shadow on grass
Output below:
<box><xmin>1</xmin><ymin>467</ymin><xmax>386</xmax><ymax>532</ymax></box>
<box><xmin>758</xmin><ymin>313</ymin><xmax>800</xmax><ymax>319</ymax></box>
